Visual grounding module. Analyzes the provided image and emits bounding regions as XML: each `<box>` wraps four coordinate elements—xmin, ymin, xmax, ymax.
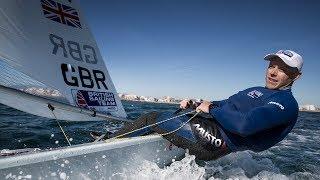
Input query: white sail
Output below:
<box><xmin>0</xmin><ymin>0</ymin><xmax>127</xmax><ymax>119</ymax></box>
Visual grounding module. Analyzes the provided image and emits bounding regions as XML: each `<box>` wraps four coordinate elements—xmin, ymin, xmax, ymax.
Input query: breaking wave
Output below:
<box><xmin>109</xmin><ymin>151</ymin><xmax>319</xmax><ymax>180</ymax></box>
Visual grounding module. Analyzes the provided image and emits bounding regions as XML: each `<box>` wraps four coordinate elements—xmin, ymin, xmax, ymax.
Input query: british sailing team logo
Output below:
<box><xmin>41</xmin><ymin>0</ymin><xmax>82</xmax><ymax>28</ymax></box>
<box><xmin>72</xmin><ymin>90</ymin><xmax>117</xmax><ymax>111</ymax></box>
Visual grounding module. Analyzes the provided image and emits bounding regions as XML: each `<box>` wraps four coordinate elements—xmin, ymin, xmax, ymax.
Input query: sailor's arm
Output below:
<box><xmin>180</xmin><ymin>99</ymin><xmax>227</xmax><ymax>109</ymax></box>
<box><xmin>208</xmin><ymin>99</ymin><xmax>296</xmax><ymax>137</ymax></box>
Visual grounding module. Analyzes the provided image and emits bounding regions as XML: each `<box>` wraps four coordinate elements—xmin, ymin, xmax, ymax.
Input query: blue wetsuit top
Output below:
<box><xmin>209</xmin><ymin>86</ymin><xmax>298</xmax><ymax>152</ymax></box>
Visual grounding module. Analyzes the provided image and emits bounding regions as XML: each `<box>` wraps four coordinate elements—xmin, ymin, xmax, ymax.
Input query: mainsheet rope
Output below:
<box><xmin>48</xmin><ymin>104</ymin><xmax>72</xmax><ymax>146</ymax></box>
<box><xmin>46</xmin><ymin>100</ymin><xmax>200</xmax><ymax>144</ymax></box>
<box><xmin>105</xmin><ymin>109</ymin><xmax>200</xmax><ymax>141</ymax></box>
<box><xmin>159</xmin><ymin>111</ymin><xmax>200</xmax><ymax>136</ymax></box>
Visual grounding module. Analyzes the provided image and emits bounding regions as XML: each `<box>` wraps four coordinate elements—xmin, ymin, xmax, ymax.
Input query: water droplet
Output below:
<box><xmin>59</xmin><ymin>172</ymin><xmax>66</xmax><ymax>180</ymax></box>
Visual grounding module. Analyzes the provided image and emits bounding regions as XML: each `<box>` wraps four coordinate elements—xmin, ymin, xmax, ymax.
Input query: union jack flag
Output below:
<box><xmin>41</xmin><ymin>0</ymin><xmax>82</xmax><ymax>28</ymax></box>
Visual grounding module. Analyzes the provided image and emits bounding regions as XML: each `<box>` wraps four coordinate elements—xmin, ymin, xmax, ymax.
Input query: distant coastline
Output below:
<box><xmin>119</xmin><ymin>94</ymin><xmax>320</xmax><ymax>113</ymax></box>
<box><xmin>121</xmin><ymin>99</ymin><xmax>179</xmax><ymax>105</ymax></box>
<box><xmin>118</xmin><ymin>93</ymin><xmax>183</xmax><ymax>104</ymax></box>
<box><xmin>299</xmin><ymin>109</ymin><xmax>320</xmax><ymax>113</ymax></box>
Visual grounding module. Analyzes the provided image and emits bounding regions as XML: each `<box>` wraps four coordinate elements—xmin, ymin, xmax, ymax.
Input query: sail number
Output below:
<box><xmin>61</xmin><ymin>63</ymin><xmax>108</xmax><ymax>90</ymax></box>
<box><xmin>49</xmin><ymin>34</ymin><xmax>98</xmax><ymax>64</ymax></box>
<box><xmin>49</xmin><ymin>33</ymin><xmax>108</xmax><ymax>90</ymax></box>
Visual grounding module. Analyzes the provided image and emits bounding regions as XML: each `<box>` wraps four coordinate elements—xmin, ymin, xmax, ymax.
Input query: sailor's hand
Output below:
<box><xmin>196</xmin><ymin>101</ymin><xmax>212</xmax><ymax>113</ymax></box>
<box><xmin>179</xmin><ymin>99</ymin><xmax>192</xmax><ymax>109</ymax></box>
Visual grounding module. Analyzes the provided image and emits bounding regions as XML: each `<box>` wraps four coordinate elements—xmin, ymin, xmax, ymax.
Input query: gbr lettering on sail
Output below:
<box><xmin>49</xmin><ymin>33</ymin><xmax>108</xmax><ymax>90</ymax></box>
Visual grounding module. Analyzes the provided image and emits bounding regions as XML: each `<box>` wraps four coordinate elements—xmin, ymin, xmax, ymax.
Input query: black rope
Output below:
<box><xmin>91</xmin><ymin>109</ymin><xmax>96</xmax><ymax>117</ymax></box>
<box><xmin>48</xmin><ymin>103</ymin><xmax>55</xmax><ymax>111</ymax></box>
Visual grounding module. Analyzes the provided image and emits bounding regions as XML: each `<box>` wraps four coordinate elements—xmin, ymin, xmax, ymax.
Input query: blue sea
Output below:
<box><xmin>0</xmin><ymin>101</ymin><xmax>319</xmax><ymax>179</ymax></box>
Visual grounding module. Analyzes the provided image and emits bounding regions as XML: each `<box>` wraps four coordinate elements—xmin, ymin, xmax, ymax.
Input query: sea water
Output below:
<box><xmin>0</xmin><ymin>101</ymin><xmax>319</xmax><ymax>179</ymax></box>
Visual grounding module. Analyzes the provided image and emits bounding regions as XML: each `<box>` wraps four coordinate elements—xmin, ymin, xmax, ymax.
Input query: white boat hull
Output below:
<box><xmin>0</xmin><ymin>135</ymin><xmax>185</xmax><ymax>179</ymax></box>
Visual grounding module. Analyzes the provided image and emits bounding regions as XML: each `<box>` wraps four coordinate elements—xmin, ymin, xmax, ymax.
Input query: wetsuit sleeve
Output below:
<box><xmin>209</xmin><ymin>98</ymin><xmax>296</xmax><ymax>137</ymax></box>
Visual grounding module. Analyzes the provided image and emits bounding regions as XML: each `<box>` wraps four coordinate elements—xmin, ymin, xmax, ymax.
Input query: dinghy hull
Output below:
<box><xmin>0</xmin><ymin>135</ymin><xmax>185</xmax><ymax>179</ymax></box>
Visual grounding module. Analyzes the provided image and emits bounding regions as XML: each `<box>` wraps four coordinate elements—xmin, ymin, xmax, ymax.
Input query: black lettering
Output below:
<box><xmin>50</xmin><ymin>34</ymin><xmax>67</xmax><ymax>58</ymax></box>
<box><xmin>93</xmin><ymin>70</ymin><xmax>108</xmax><ymax>90</ymax></box>
<box><xmin>83</xmin><ymin>45</ymin><xmax>98</xmax><ymax>64</ymax></box>
<box><xmin>61</xmin><ymin>64</ymin><xmax>78</xmax><ymax>86</ymax></box>
<box><xmin>67</xmin><ymin>41</ymin><xmax>83</xmax><ymax>62</ymax></box>
<box><xmin>78</xmin><ymin>66</ymin><xmax>94</xmax><ymax>88</ymax></box>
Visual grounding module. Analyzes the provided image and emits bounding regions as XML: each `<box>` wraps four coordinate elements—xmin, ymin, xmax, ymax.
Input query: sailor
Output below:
<box><xmin>92</xmin><ymin>49</ymin><xmax>303</xmax><ymax>161</ymax></box>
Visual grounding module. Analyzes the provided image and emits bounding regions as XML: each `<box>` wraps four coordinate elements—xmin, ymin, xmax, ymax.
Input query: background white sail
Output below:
<box><xmin>0</xmin><ymin>0</ymin><xmax>127</xmax><ymax>119</ymax></box>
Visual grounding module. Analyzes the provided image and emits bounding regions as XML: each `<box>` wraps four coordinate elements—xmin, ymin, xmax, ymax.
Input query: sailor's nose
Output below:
<box><xmin>270</xmin><ymin>67</ymin><xmax>279</xmax><ymax>76</ymax></box>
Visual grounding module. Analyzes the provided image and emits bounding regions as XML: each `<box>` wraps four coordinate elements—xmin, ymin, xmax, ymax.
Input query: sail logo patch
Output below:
<box><xmin>41</xmin><ymin>0</ymin><xmax>82</xmax><ymax>28</ymax></box>
<box><xmin>72</xmin><ymin>90</ymin><xmax>117</xmax><ymax>108</ymax></box>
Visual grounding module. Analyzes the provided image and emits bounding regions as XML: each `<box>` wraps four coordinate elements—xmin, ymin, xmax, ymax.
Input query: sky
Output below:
<box><xmin>80</xmin><ymin>0</ymin><xmax>320</xmax><ymax>106</ymax></box>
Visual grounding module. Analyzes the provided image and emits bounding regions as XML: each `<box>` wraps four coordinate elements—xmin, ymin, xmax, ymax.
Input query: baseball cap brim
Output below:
<box><xmin>264</xmin><ymin>54</ymin><xmax>298</xmax><ymax>69</ymax></box>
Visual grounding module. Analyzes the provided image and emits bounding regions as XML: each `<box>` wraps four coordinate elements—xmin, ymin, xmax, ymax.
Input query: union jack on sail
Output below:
<box><xmin>41</xmin><ymin>0</ymin><xmax>82</xmax><ymax>28</ymax></box>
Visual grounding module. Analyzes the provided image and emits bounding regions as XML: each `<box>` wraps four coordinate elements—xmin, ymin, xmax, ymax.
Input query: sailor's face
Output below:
<box><xmin>265</xmin><ymin>59</ymin><xmax>298</xmax><ymax>89</ymax></box>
